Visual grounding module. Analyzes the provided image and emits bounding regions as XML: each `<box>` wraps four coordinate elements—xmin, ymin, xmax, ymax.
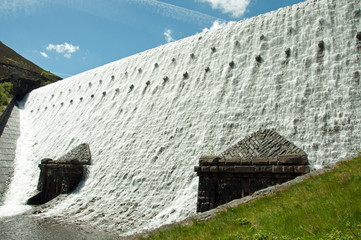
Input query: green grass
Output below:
<box><xmin>142</xmin><ymin>155</ymin><xmax>361</xmax><ymax>240</ymax></box>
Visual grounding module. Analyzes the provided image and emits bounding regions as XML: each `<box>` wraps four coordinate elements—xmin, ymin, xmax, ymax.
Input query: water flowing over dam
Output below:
<box><xmin>1</xmin><ymin>0</ymin><xmax>360</xmax><ymax>236</ymax></box>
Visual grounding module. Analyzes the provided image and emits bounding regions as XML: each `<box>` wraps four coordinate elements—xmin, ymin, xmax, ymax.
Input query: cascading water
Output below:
<box><xmin>1</xmin><ymin>0</ymin><xmax>360</xmax><ymax>236</ymax></box>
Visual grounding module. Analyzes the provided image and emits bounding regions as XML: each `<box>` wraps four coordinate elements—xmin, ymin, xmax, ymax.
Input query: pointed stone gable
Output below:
<box><xmin>221</xmin><ymin>129</ymin><xmax>306</xmax><ymax>159</ymax></box>
<box><xmin>58</xmin><ymin>143</ymin><xmax>91</xmax><ymax>165</ymax></box>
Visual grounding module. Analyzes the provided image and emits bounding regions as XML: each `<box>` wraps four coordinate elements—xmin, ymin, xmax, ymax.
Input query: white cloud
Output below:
<box><xmin>63</xmin><ymin>53</ymin><xmax>72</xmax><ymax>59</ymax></box>
<box><xmin>131</xmin><ymin>0</ymin><xmax>221</xmax><ymax>26</ymax></box>
<box><xmin>46</xmin><ymin>42</ymin><xmax>80</xmax><ymax>58</ymax></box>
<box><xmin>202</xmin><ymin>20</ymin><xmax>230</xmax><ymax>32</ymax></box>
<box><xmin>40</xmin><ymin>51</ymin><xmax>49</xmax><ymax>58</ymax></box>
<box><xmin>164</xmin><ymin>29</ymin><xmax>175</xmax><ymax>43</ymax></box>
<box><xmin>0</xmin><ymin>0</ymin><xmax>43</xmax><ymax>18</ymax></box>
<box><xmin>197</xmin><ymin>0</ymin><xmax>250</xmax><ymax>18</ymax></box>
<box><xmin>1</xmin><ymin>0</ymin><xmax>223</xmax><ymax>27</ymax></box>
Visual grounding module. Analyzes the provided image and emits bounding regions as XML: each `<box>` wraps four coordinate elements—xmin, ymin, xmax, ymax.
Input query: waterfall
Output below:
<box><xmin>1</xmin><ymin>0</ymin><xmax>360</xmax><ymax>236</ymax></box>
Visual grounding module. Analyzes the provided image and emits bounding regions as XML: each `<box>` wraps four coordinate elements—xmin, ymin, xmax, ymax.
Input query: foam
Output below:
<box><xmin>1</xmin><ymin>0</ymin><xmax>360</xmax><ymax>236</ymax></box>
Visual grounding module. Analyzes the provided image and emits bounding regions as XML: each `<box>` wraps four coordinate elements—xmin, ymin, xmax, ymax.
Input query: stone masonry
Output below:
<box><xmin>0</xmin><ymin>101</ymin><xmax>19</xmax><ymax>203</ymax></box>
<box><xmin>194</xmin><ymin>129</ymin><xmax>309</xmax><ymax>212</ymax></box>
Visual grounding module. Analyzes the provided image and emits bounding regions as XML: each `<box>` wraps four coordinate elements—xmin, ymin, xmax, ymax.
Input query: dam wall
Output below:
<box><xmin>1</xmin><ymin>0</ymin><xmax>360</xmax><ymax>236</ymax></box>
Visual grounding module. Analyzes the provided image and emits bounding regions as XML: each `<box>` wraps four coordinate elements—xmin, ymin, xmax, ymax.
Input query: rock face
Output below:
<box><xmin>194</xmin><ymin>129</ymin><xmax>309</xmax><ymax>212</ymax></box>
<box><xmin>27</xmin><ymin>143</ymin><xmax>91</xmax><ymax>205</ymax></box>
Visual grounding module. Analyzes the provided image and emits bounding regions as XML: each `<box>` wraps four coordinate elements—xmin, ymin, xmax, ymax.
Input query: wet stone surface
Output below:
<box><xmin>0</xmin><ymin>214</ymin><xmax>118</xmax><ymax>240</ymax></box>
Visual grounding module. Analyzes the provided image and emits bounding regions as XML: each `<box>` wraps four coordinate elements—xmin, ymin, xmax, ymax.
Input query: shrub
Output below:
<box><xmin>0</xmin><ymin>82</ymin><xmax>13</xmax><ymax>97</ymax></box>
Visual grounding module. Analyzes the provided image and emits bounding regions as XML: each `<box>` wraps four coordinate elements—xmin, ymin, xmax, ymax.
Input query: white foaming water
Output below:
<box><xmin>1</xmin><ymin>0</ymin><xmax>360</xmax><ymax>236</ymax></box>
<box><xmin>0</xmin><ymin>104</ymin><xmax>35</xmax><ymax>216</ymax></box>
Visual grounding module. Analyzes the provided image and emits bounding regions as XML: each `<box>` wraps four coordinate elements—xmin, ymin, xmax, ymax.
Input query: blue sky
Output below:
<box><xmin>0</xmin><ymin>0</ymin><xmax>305</xmax><ymax>78</ymax></box>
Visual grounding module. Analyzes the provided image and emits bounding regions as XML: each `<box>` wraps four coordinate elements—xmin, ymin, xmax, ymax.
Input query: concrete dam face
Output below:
<box><xmin>1</xmin><ymin>0</ymin><xmax>360</xmax><ymax>236</ymax></box>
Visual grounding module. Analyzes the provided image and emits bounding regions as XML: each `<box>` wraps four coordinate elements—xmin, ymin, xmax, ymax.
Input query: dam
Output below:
<box><xmin>0</xmin><ymin>0</ymin><xmax>360</xmax><ymax>237</ymax></box>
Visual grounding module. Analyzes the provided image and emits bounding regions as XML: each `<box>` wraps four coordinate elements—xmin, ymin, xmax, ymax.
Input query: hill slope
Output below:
<box><xmin>0</xmin><ymin>41</ymin><xmax>62</xmax><ymax>109</ymax></box>
<box><xmin>143</xmin><ymin>155</ymin><xmax>361</xmax><ymax>239</ymax></box>
<box><xmin>0</xmin><ymin>41</ymin><xmax>61</xmax><ymax>83</ymax></box>
<box><xmin>0</xmin><ymin>41</ymin><xmax>44</xmax><ymax>75</ymax></box>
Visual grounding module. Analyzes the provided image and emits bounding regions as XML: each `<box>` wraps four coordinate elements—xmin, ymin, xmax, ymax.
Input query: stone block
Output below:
<box><xmin>218</xmin><ymin>159</ymin><xmax>227</xmax><ymax>166</ymax></box>
<box><xmin>41</xmin><ymin>158</ymin><xmax>53</xmax><ymax>164</ymax></box>
<box><xmin>277</xmin><ymin>154</ymin><xmax>308</xmax><ymax>165</ymax></box>
<box><xmin>0</xmin><ymin>143</ymin><xmax>16</xmax><ymax>149</ymax></box>
<box><xmin>0</xmin><ymin>167</ymin><xmax>11</xmax><ymax>175</ymax></box>
<box><xmin>268</xmin><ymin>158</ymin><xmax>278</xmax><ymax>165</ymax></box>
<box><xmin>0</xmin><ymin>160</ymin><xmax>12</xmax><ymax>168</ymax></box>
<box><xmin>209</xmin><ymin>166</ymin><xmax>218</xmax><ymax>173</ymax></box>
<box><xmin>234</xmin><ymin>166</ymin><xmax>255</xmax><ymax>173</ymax></box>
<box><xmin>0</xmin><ymin>148</ymin><xmax>12</xmax><ymax>155</ymax></box>
<box><xmin>251</xmin><ymin>158</ymin><xmax>269</xmax><ymax>165</ymax></box>
<box><xmin>294</xmin><ymin>165</ymin><xmax>310</xmax><ymax>173</ymax></box>
<box><xmin>218</xmin><ymin>166</ymin><xmax>234</xmax><ymax>173</ymax></box>
<box><xmin>240</xmin><ymin>159</ymin><xmax>252</xmax><ymax>165</ymax></box>
<box><xmin>225</xmin><ymin>158</ymin><xmax>242</xmax><ymax>166</ymax></box>
<box><xmin>199</xmin><ymin>156</ymin><xmax>221</xmax><ymax>166</ymax></box>
<box><xmin>272</xmin><ymin>166</ymin><xmax>283</xmax><ymax>173</ymax></box>
<box><xmin>0</xmin><ymin>155</ymin><xmax>9</xmax><ymax>161</ymax></box>
<box><xmin>198</xmin><ymin>196</ymin><xmax>207</xmax><ymax>201</ymax></box>
<box><xmin>255</xmin><ymin>166</ymin><xmax>272</xmax><ymax>173</ymax></box>
<box><xmin>198</xmin><ymin>190</ymin><xmax>206</xmax><ymax>195</ymax></box>
<box><xmin>200</xmin><ymin>166</ymin><xmax>210</xmax><ymax>172</ymax></box>
<box><xmin>282</xmin><ymin>166</ymin><xmax>294</xmax><ymax>173</ymax></box>
<box><xmin>198</xmin><ymin>203</ymin><xmax>210</xmax><ymax>212</ymax></box>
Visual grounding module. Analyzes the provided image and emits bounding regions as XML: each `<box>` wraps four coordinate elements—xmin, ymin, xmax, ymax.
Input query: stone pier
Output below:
<box><xmin>27</xmin><ymin>143</ymin><xmax>91</xmax><ymax>205</ymax></box>
<box><xmin>194</xmin><ymin>129</ymin><xmax>310</xmax><ymax>212</ymax></box>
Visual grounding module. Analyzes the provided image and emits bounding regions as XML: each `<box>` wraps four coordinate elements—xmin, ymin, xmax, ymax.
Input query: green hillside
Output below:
<box><xmin>0</xmin><ymin>41</ymin><xmax>62</xmax><ymax>111</ymax></box>
<box><xmin>143</xmin><ymin>155</ymin><xmax>361</xmax><ymax>240</ymax></box>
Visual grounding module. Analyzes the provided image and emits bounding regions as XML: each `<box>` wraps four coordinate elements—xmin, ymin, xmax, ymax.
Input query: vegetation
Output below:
<box><xmin>0</xmin><ymin>82</ymin><xmax>13</xmax><ymax>111</ymax></box>
<box><xmin>142</xmin><ymin>155</ymin><xmax>361</xmax><ymax>240</ymax></box>
<box><xmin>41</xmin><ymin>70</ymin><xmax>61</xmax><ymax>83</ymax></box>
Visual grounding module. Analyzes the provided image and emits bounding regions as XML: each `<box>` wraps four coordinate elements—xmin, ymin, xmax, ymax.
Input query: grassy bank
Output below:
<box><xmin>142</xmin><ymin>155</ymin><xmax>361</xmax><ymax>240</ymax></box>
